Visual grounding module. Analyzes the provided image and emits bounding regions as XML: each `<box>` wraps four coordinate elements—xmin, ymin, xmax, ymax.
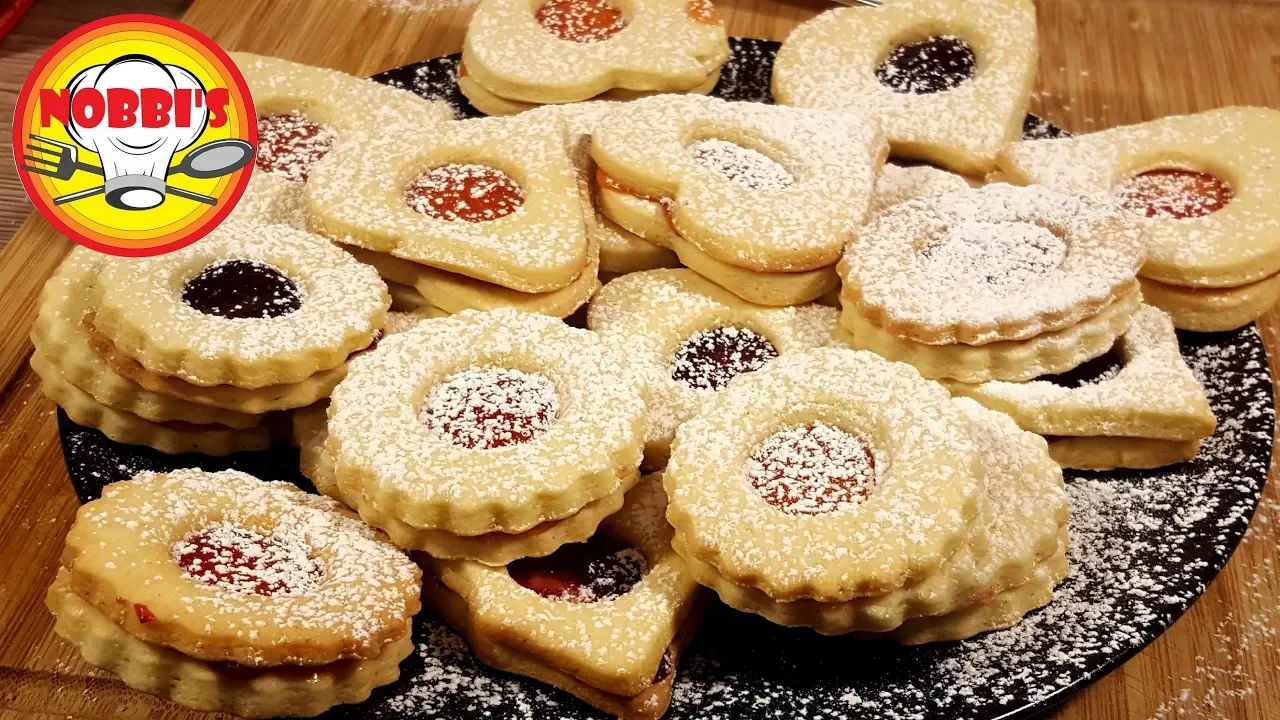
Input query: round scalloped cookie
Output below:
<box><xmin>328</xmin><ymin>308</ymin><xmax>646</xmax><ymax>537</ymax></box>
<box><xmin>945</xmin><ymin>305</ymin><xmax>1217</xmax><ymax>440</ymax></box>
<box><xmin>587</xmin><ymin>269</ymin><xmax>837</xmax><ymax>466</ymax></box>
<box><xmin>665</xmin><ymin>348</ymin><xmax>984</xmax><ymax>601</ymax></box>
<box><xmin>60</xmin><ymin>469</ymin><xmax>421</xmax><ymax>667</ymax></box>
<box><xmin>592</xmin><ymin>94</ymin><xmax>886</xmax><ymax>273</ymax></box>
<box><xmin>93</xmin><ymin>220</ymin><xmax>386</xmax><ymax>386</ymax></box>
<box><xmin>462</xmin><ymin>0</ymin><xmax>729</xmax><ymax>105</ymax></box>
<box><xmin>1138</xmin><ymin>273</ymin><xmax>1280</xmax><ymax>333</ymax></box>
<box><xmin>82</xmin><ymin>326</ymin><xmax>349</xmax><ymax>414</ymax></box>
<box><xmin>306</xmin><ymin>111</ymin><xmax>590</xmax><ymax>294</ymax></box>
<box><xmin>233</xmin><ymin>52</ymin><xmax>453</xmax><ymax>183</ymax></box>
<box><xmin>840</xmin><ymin>184</ymin><xmax>1145</xmax><ymax>345</ymax></box>
<box><xmin>996</xmin><ymin>107</ymin><xmax>1280</xmax><ymax>289</ymax></box>
<box><xmin>293</xmin><ymin>403</ymin><xmax>631</xmax><ymax>565</ymax></box>
<box><xmin>771</xmin><ymin>0</ymin><xmax>1038</xmax><ymax>176</ymax></box>
<box><xmin>426</xmin><ymin>473</ymin><xmax>703</xmax><ymax>699</ymax></box>
<box><xmin>672</xmin><ymin>399</ymin><xmax>1066</xmax><ymax>635</ymax></box>
<box><xmin>31</xmin><ymin>352</ymin><xmax>277</xmax><ymax>456</ymax></box>
<box><xmin>836</xmin><ymin>286</ymin><xmax>1141</xmax><ymax>383</ymax></box>
<box><xmin>877</xmin><ymin>540</ymin><xmax>1068</xmax><ymax>645</ymax></box>
<box><xmin>46</xmin><ymin>570</ymin><xmax>411</xmax><ymax>719</ymax></box>
<box><xmin>90</xmin><ymin>221</ymin><xmax>388</xmax><ymax>390</ymax></box>
<box><xmin>30</xmin><ymin>248</ymin><xmax>260</xmax><ymax>429</ymax></box>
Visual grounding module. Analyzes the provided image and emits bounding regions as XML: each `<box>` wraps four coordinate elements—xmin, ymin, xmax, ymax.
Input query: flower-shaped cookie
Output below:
<box><xmin>772</xmin><ymin>0</ymin><xmax>1038</xmax><ymax>176</ymax></box>
<box><xmin>676</xmin><ymin>399</ymin><xmax>1067</xmax><ymax>637</ymax></box>
<box><xmin>328</xmin><ymin>308</ymin><xmax>646</xmax><ymax>537</ymax></box>
<box><xmin>307</xmin><ymin>112</ymin><xmax>590</xmax><ymax>293</ymax></box>
<box><xmin>423</xmin><ymin>474</ymin><xmax>706</xmax><ymax>718</ymax></box>
<box><xmin>841</xmin><ymin>184</ymin><xmax>1146</xmax><ymax>345</ymax></box>
<box><xmin>89</xmin><ymin>220</ymin><xmax>388</xmax><ymax>389</ymax></box>
<box><xmin>462</xmin><ymin>0</ymin><xmax>729</xmax><ymax>104</ymax></box>
<box><xmin>587</xmin><ymin>269</ymin><xmax>836</xmax><ymax>467</ymax></box>
<box><xmin>666</xmin><ymin>348</ymin><xmax>984</xmax><ymax>601</ymax></box>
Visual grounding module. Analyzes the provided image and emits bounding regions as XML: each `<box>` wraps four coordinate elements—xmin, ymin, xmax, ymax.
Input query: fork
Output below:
<box><xmin>20</xmin><ymin>134</ymin><xmax>103</xmax><ymax>181</ymax></box>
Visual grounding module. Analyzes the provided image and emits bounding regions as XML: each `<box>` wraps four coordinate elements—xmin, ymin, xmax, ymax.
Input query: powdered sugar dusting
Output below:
<box><xmin>689</xmin><ymin>139</ymin><xmax>794</xmax><ymax>191</ymax></box>
<box><xmin>422</xmin><ymin>367</ymin><xmax>559</xmax><ymax>450</ymax></box>
<box><xmin>174</xmin><ymin>523</ymin><xmax>323</xmax><ymax>597</ymax></box>
<box><xmin>744</xmin><ymin>422</ymin><xmax>876</xmax><ymax>515</ymax></box>
<box><xmin>920</xmin><ymin>220</ymin><xmax>1067</xmax><ymax>287</ymax></box>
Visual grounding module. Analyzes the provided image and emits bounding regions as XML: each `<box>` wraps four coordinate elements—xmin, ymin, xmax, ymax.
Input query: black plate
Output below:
<box><xmin>60</xmin><ymin>38</ymin><xmax>1273</xmax><ymax>720</ymax></box>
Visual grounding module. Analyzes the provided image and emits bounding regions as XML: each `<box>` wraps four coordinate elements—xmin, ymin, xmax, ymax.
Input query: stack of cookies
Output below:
<box><xmin>459</xmin><ymin>0</ymin><xmax>730</xmax><ymax>115</ymax></box>
<box><xmin>591</xmin><ymin>95</ymin><xmax>886</xmax><ymax>306</ymax></box>
<box><xmin>30</xmin><ymin>221</ymin><xmax>388</xmax><ymax>455</ymax></box>
<box><xmin>48</xmin><ymin>469</ymin><xmax>421</xmax><ymax>718</ymax></box>
<box><xmin>664</xmin><ymin>349</ymin><xmax>1069</xmax><ymax>642</ymax></box>
<box><xmin>998</xmin><ymin>106</ymin><xmax>1280</xmax><ymax>332</ymax></box>
<box><xmin>305</xmin><ymin>110</ymin><xmax>601</xmax><ymax>319</ymax></box>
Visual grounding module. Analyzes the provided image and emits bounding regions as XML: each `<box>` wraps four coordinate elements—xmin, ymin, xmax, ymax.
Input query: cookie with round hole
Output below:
<box><xmin>772</xmin><ymin>0</ymin><xmax>1038</xmax><ymax>176</ymax></box>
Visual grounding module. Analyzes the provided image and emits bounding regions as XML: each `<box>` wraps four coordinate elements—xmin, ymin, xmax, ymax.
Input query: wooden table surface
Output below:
<box><xmin>0</xmin><ymin>1</ymin><xmax>1278</xmax><ymax>718</ymax></box>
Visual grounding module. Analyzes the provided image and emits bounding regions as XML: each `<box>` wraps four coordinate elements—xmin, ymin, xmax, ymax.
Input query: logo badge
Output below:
<box><xmin>13</xmin><ymin>14</ymin><xmax>256</xmax><ymax>256</ymax></box>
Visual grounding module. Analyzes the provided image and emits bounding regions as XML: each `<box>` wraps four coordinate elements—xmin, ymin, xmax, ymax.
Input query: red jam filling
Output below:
<box><xmin>422</xmin><ymin>367</ymin><xmax>558</xmax><ymax>450</ymax></box>
<box><xmin>174</xmin><ymin>524</ymin><xmax>322</xmax><ymax>597</ymax></box>
<box><xmin>255</xmin><ymin>114</ymin><xmax>335</xmax><ymax>183</ymax></box>
<box><xmin>508</xmin><ymin>534</ymin><xmax>649</xmax><ymax>603</ymax></box>
<box><xmin>745</xmin><ymin>423</ymin><xmax>877</xmax><ymax>515</ymax></box>
<box><xmin>133</xmin><ymin>603</ymin><xmax>156</xmax><ymax>624</ymax></box>
<box><xmin>405</xmin><ymin>163</ymin><xmax>524</xmax><ymax>223</ymax></box>
<box><xmin>685</xmin><ymin>0</ymin><xmax>719</xmax><ymax>24</ymax></box>
<box><xmin>596</xmin><ymin>167</ymin><xmax>663</xmax><ymax>202</ymax></box>
<box><xmin>671</xmin><ymin>326</ymin><xmax>779</xmax><ymax>391</ymax></box>
<box><xmin>1113</xmin><ymin>169</ymin><xmax>1232</xmax><ymax>220</ymax></box>
<box><xmin>536</xmin><ymin>0</ymin><xmax>627</xmax><ymax>43</ymax></box>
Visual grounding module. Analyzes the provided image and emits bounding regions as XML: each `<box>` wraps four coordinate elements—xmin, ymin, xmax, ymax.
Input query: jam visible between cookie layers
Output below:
<box><xmin>596</xmin><ymin>168</ymin><xmax>664</xmax><ymax>202</ymax></box>
<box><xmin>181</xmin><ymin>259</ymin><xmax>303</xmax><ymax>319</ymax></box>
<box><xmin>508</xmin><ymin>534</ymin><xmax>649</xmax><ymax>603</ymax></box>
<box><xmin>876</xmin><ymin>35</ymin><xmax>977</xmax><ymax>95</ymax></box>
<box><xmin>746</xmin><ymin>423</ymin><xmax>877</xmax><ymax>515</ymax></box>
<box><xmin>256</xmin><ymin>114</ymin><xmax>336</xmax><ymax>183</ymax></box>
<box><xmin>690</xmin><ymin>139</ymin><xmax>795</xmax><ymax>191</ymax></box>
<box><xmin>422</xmin><ymin>367</ymin><xmax>559</xmax><ymax>449</ymax></box>
<box><xmin>405</xmin><ymin>163</ymin><xmax>525</xmax><ymax>223</ymax></box>
<box><xmin>536</xmin><ymin>0</ymin><xmax>627</xmax><ymax>43</ymax></box>
<box><xmin>1113</xmin><ymin>169</ymin><xmax>1233</xmax><ymax>220</ymax></box>
<box><xmin>671</xmin><ymin>326</ymin><xmax>780</xmax><ymax>391</ymax></box>
<box><xmin>174</xmin><ymin>523</ymin><xmax>323</xmax><ymax>597</ymax></box>
<box><xmin>919</xmin><ymin>221</ymin><xmax>1067</xmax><ymax>286</ymax></box>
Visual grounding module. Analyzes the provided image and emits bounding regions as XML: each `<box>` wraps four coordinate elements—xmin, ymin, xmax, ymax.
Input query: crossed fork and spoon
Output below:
<box><xmin>20</xmin><ymin>134</ymin><xmax>255</xmax><ymax>208</ymax></box>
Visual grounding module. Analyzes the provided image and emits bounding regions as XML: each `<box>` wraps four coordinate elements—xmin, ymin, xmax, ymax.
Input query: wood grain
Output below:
<box><xmin>0</xmin><ymin>1</ymin><xmax>1277</xmax><ymax>719</ymax></box>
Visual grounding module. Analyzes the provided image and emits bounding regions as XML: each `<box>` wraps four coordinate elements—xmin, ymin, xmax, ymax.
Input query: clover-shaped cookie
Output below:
<box><xmin>462</xmin><ymin>0</ymin><xmax>729</xmax><ymax>105</ymax></box>
<box><xmin>772</xmin><ymin>0</ymin><xmax>1038</xmax><ymax>176</ymax></box>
